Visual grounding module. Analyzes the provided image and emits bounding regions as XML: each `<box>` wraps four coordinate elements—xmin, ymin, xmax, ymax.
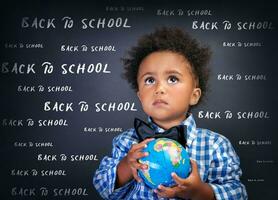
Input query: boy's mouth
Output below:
<box><xmin>152</xmin><ymin>99</ymin><xmax>168</xmax><ymax>106</ymax></box>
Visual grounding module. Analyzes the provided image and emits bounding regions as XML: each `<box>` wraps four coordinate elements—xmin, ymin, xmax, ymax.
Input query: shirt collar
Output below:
<box><xmin>147</xmin><ymin>113</ymin><xmax>197</xmax><ymax>148</ymax></box>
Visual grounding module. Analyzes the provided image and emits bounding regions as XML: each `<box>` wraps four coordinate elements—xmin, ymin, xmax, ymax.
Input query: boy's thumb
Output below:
<box><xmin>190</xmin><ymin>159</ymin><xmax>199</xmax><ymax>172</ymax></box>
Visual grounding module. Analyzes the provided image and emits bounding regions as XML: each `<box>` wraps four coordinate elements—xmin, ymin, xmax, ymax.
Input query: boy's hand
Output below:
<box><xmin>154</xmin><ymin>160</ymin><xmax>215</xmax><ymax>200</ymax></box>
<box><xmin>126</xmin><ymin>138</ymin><xmax>154</xmax><ymax>182</ymax></box>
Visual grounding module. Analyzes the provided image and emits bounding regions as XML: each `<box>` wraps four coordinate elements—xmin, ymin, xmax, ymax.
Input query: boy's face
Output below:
<box><xmin>137</xmin><ymin>51</ymin><xmax>201</xmax><ymax>128</ymax></box>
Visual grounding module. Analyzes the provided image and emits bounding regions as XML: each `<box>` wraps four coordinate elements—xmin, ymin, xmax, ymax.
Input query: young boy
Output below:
<box><xmin>93</xmin><ymin>27</ymin><xmax>248</xmax><ymax>200</ymax></box>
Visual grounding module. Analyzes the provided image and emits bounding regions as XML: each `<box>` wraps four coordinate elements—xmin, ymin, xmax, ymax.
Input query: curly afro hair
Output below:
<box><xmin>122</xmin><ymin>27</ymin><xmax>211</xmax><ymax>104</ymax></box>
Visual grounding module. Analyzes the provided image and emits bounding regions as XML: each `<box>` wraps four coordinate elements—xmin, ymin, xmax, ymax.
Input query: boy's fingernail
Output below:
<box><xmin>145</xmin><ymin>152</ymin><xmax>149</xmax><ymax>156</ymax></box>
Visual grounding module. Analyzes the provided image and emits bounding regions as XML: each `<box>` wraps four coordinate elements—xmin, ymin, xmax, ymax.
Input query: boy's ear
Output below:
<box><xmin>137</xmin><ymin>91</ymin><xmax>142</xmax><ymax>102</ymax></box>
<box><xmin>190</xmin><ymin>88</ymin><xmax>201</xmax><ymax>106</ymax></box>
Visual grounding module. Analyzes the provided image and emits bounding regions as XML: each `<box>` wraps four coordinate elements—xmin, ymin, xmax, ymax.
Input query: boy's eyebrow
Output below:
<box><xmin>164</xmin><ymin>70</ymin><xmax>183</xmax><ymax>76</ymax></box>
<box><xmin>139</xmin><ymin>70</ymin><xmax>183</xmax><ymax>80</ymax></box>
<box><xmin>138</xmin><ymin>72</ymin><xmax>155</xmax><ymax>80</ymax></box>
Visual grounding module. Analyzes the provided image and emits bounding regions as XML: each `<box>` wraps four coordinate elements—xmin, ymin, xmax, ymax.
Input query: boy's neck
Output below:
<box><xmin>151</xmin><ymin>116</ymin><xmax>187</xmax><ymax>130</ymax></box>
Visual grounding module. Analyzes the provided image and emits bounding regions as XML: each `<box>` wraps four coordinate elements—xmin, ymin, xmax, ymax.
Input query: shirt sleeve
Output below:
<box><xmin>208</xmin><ymin>136</ymin><xmax>248</xmax><ymax>200</ymax></box>
<box><xmin>92</xmin><ymin>130</ymin><xmax>137</xmax><ymax>200</ymax></box>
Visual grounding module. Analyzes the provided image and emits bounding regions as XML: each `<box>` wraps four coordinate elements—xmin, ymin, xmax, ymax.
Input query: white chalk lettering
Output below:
<box><xmin>14</xmin><ymin>142</ymin><xmax>27</xmax><ymax>147</ymax></box>
<box><xmin>61</xmin><ymin>45</ymin><xmax>79</xmax><ymax>52</ymax></box>
<box><xmin>192</xmin><ymin>21</ymin><xmax>218</xmax><ymax>30</ymax></box>
<box><xmin>244</xmin><ymin>75</ymin><xmax>266</xmax><ymax>80</ymax></box>
<box><xmin>70</xmin><ymin>154</ymin><xmax>98</xmax><ymax>161</ymax></box>
<box><xmin>91</xmin><ymin>45</ymin><xmax>116</xmax><ymax>52</ymax></box>
<box><xmin>223</xmin><ymin>42</ymin><xmax>236</xmax><ymax>47</ymax></box>
<box><xmin>84</xmin><ymin>127</ymin><xmax>97</xmax><ymax>132</ymax></box>
<box><xmin>25</xmin><ymin>43</ymin><xmax>43</xmax><ymax>48</ymax></box>
<box><xmin>61</xmin><ymin>63</ymin><xmax>110</xmax><ymax>74</ymax></box>
<box><xmin>1</xmin><ymin>62</ymin><xmax>36</xmax><ymax>74</ymax></box>
<box><xmin>11</xmin><ymin>187</ymin><xmax>36</xmax><ymax>196</ymax></box>
<box><xmin>37</xmin><ymin>154</ymin><xmax>57</xmax><ymax>161</ymax></box>
<box><xmin>237</xmin><ymin>21</ymin><xmax>274</xmax><ymax>30</ymax></box>
<box><xmin>217</xmin><ymin>74</ymin><xmax>234</xmax><ymax>80</ymax></box>
<box><xmin>35</xmin><ymin>142</ymin><xmax>53</xmax><ymax>147</ymax></box>
<box><xmin>44</xmin><ymin>101</ymin><xmax>73</xmax><ymax>112</ymax></box>
<box><xmin>105</xmin><ymin>127</ymin><xmax>123</xmax><ymax>132</ymax></box>
<box><xmin>237</xmin><ymin>111</ymin><xmax>270</xmax><ymax>119</ymax></box>
<box><xmin>21</xmin><ymin>17</ymin><xmax>56</xmax><ymax>29</ymax></box>
<box><xmin>239</xmin><ymin>140</ymin><xmax>250</xmax><ymax>145</ymax></box>
<box><xmin>81</xmin><ymin>17</ymin><xmax>130</xmax><ymax>29</ymax></box>
<box><xmin>62</xmin><ymin>16</ymin><xmax>74</xmax><ymax>29</ymax></box>
<box><xmin>198</xmin><ymin>111</ymin><xmax>221</xmax><ymax>119</ymax></box>
<box><xmin>2</xmin><ymin>119</ymin><xmax>23</xmax><ymax>127</ymax></box>
<box><xmin>5</xmin><ymin>43</ymin><xmax>17</xmax><ymax>48</ymax></box>
<box><xmin>11</xmin><ymin>169</ymin><xmax>29</xmax><ymax>176</ymax></box>
<box><xmin>17</xmin><ymin>85</ymin><xmax>36</xmax><ymax>92</ymax></box>
<box><xmin>47</xmin><ymin>86</ymin><xmax>73</xmax><ymax>92</ymax></box>
<box><xmin>41</xmin><ymin>170</ymin><xmax>66</xmax><ymax>176</ymax></box>
<box><xmin>95</xmin><ymin>102</ymin><xmax>137</xmax><ymax>112</ymax></box>
<box><xmin>38</xmin><ymin>119</ymin><xmax>68</xmax><ymax>126</ymax></box>
<box><xmin>244</xmin><ymin>42</ymin><xmax>262</xmax><ymax>47</ymax></box>
<box><xmin>157</xmin><ymin>9</ymin><xmax>175</xmax><ymax>16</ymax></box>
<box><xmin>187</xmin><ymin>10</ymin><xmax>212</xmax><ymax>16</ymax></box>
<box><xmin>53</xmin><ymin>188</ymin><xmax>88</xmax><ymax>196</ymax></box>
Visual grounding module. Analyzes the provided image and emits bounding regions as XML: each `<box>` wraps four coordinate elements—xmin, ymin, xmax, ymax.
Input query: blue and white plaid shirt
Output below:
<box><xmin>93</xmin><ymin>114</ymin><xmax>248</xmax><ymax>200</ymax></box>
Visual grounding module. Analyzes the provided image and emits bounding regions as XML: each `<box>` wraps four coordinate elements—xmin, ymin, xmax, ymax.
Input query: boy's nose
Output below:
<box><xmin>155</xmin><ymin>83</ymin><xmax>165</xmax><ymax>95</ymax></box>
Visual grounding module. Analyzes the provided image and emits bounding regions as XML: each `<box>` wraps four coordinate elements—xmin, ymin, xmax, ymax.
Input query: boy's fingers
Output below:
<box><xmin>132</xmin><ymin>138</ymin><xmax>154</xmax><ymax>150</ymax></box>
<box><xmin>131</xmin><ymin>168</ymin><xmax>142</xmax><ymax>182</ymax></box>
<box><xmin>140</xmin><ymin>138</ymin><xmax>155</xmax><ymax>147</ymax></box>
<box><xmin>175</xmin><ymin>159</ymin><xmax>199</xmax><ymax>186</ymax></box>
<box><xmin>138</xmin><ymin>163</ymin><xmax>148</xmax><ymax>170</ymax></box>
<box><xmin>132</xmin><ymin>161</ymin><xmax>147</xmax><ymax>170</ymax></box>
<box><xmin>135</xmin><ymin>151</ymin><xmax>149</xmax><ymax>159</ymax></box>
<box><xmin>158</xmin><ymin>184</ymin><xmax>168</xmax><ymax>191</ymax></box>
<box><xmin>154</xmin><ymin>185</ymin><xmax>167</xmax><ymax>197</ymax></box>
<box><xmin>127</xmin><ymin>151</ymin><xmax>148</xmax><ymax>163</ymax></box>
<box><xmin>171</xmin><ymin>172</ymin><xmax>184</xmax><ymax>185</ymax></box>
<box><xmin>155</xmin><ymin>185</ymin><xmax>176</xmax><ymax>198</ymax></box>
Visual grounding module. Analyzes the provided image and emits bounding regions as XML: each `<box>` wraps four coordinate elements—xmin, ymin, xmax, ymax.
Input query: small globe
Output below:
<box><xmin>138</xmin><ymin>138</ymin><xmax>190</xmax><ymax>189</ymax></box>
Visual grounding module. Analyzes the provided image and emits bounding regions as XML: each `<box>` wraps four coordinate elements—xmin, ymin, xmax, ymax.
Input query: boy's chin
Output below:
<box><xmin>150</xmin><ymin>114</ymin><xmax>185</xmax><ymax>123</ymax></box>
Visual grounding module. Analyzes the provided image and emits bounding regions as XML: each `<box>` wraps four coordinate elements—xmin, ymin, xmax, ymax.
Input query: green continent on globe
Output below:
<box><xmin>153</xmin><ymin>139</ymin><xmax>182</xmax><ymax>167</ymax></box>
<box><xmin>138</xmin><ymin>160</ymin><xmax>155</xmax><ymax>185</ymax></box>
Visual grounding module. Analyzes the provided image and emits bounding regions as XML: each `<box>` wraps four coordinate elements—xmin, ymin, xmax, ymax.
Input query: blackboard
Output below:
<box><xmin>1</xmin><ymin>0</ymin><xmax>277</xmax><ymax>199</ymax></box>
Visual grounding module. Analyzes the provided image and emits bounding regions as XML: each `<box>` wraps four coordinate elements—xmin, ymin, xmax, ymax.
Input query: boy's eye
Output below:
<box><xmin>145</xmin><ymin>77</ymin><xmax>155</xmax><ymax>85</ymax></box>
<box><xmin>168</xmin><ymin>76</ymin><xmax>179</xmax><ymax>84</ymax></box>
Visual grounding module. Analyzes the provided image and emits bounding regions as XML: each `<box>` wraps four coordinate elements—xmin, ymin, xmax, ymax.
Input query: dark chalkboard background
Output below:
<box><xmin>1</xmin><ymin>0</ymin><xmax>277</xmax><ymax>199</ymax></box>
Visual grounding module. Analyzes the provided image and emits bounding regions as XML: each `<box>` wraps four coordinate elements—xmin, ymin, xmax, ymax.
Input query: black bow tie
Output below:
<box><xmin>134</xmin><ymin>118</ymin><xmax>187</xmax><ymax>147</ymax></box>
